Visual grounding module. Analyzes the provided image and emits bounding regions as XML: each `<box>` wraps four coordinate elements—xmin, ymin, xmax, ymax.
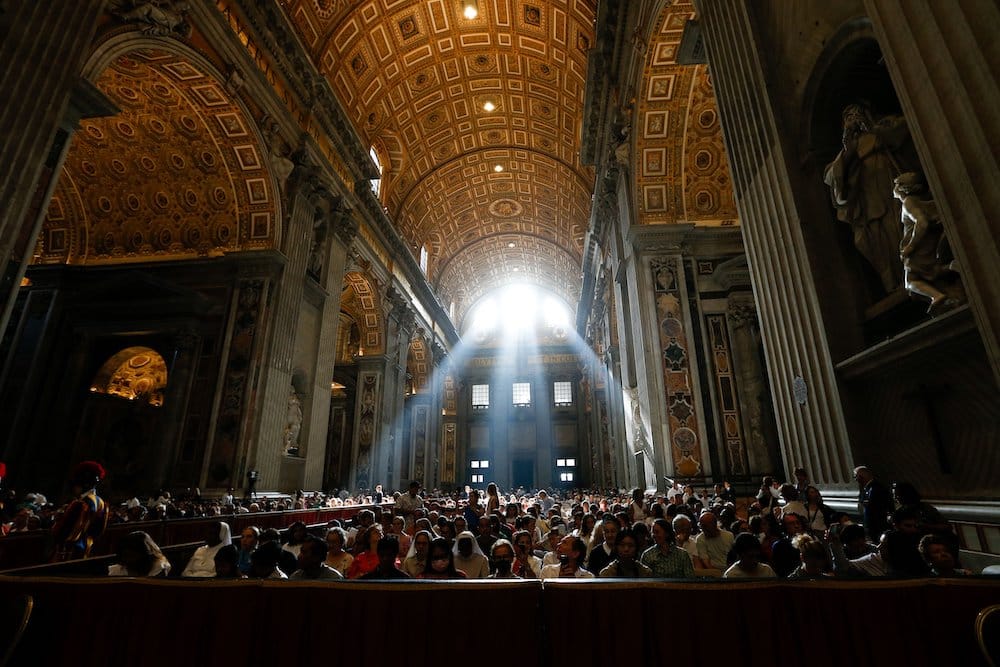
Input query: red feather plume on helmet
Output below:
<box><xmin>72</xmin><ymin>460</ymin><xmax>106</xmax><ymax>484</ymax></box>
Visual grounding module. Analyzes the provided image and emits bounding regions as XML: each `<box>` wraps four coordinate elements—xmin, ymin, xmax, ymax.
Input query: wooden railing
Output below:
<box><xmin>0</xmin><ymin>576</ymin><xmax>996</xmax><ymax>667</ymax></box>
<box><xmin>0</xmin><ymin>505</ymin><xmax>374</xmax><ymax>572</ymax></box>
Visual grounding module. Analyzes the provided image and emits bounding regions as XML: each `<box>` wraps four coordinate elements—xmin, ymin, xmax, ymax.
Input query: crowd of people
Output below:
<box><xmin>0</xmin><ymin>460</ymin><xmax>979</xmax><ymax>580</ymax></box>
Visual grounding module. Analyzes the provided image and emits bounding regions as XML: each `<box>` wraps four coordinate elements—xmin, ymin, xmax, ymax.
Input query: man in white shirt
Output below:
<box><xmin>181</xmin><ymin>521</ymin><xmax>232</xmax><ymax>577</ymax></box>
<box><xmin>540</xmin><ymin>536</ymin><xmax>594</xmax><ymax>579</ymax></box>
<box><xmin>694</xmin><ymin>512</ymin><xmax>734</xmax><ymax>571</ymax></box>
<box><xmin>395</xmin><ymin>481</ymin><xmax>424</xmax><ymax>530</ymax></box>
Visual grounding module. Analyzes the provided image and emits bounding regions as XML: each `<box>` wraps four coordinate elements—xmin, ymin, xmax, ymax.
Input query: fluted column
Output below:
<box><xmin>0</xmin><ymin>2</ymin><xmax>107</xmax><ymax>325</ymax></box>
<box><xmin>864</xmin><ymin>0</ymin><xmax>1000</xmax><ymax>384</ymax></box>
<box><xmin>696</xmin><ymin>0</ymin><xmax>854</xmax><ymax>484</ymax></box>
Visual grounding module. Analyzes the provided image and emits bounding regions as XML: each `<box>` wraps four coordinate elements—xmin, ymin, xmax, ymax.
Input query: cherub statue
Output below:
<box><xmin>893</xmin><ymin>172</ymin><xmax>964</xmax><ymax>313</ymax></box>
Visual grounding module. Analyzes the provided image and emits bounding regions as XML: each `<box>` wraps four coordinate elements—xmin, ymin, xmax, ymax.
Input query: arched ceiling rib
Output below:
<box><xmin>284</xmin><ymin>0</ymin><xmax>597</xmax><ymax>321</ymax></box>
<box><xmin>38</xmin><ymin>49</ymin><xmax>277</xmax><ymax>266</ymax></box>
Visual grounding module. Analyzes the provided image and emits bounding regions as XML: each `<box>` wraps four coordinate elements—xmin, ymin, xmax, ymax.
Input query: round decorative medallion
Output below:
<box><xmin>673</xmin><ymin>427</ymin><xmax>697</xmax><ymax>453</ymax></box>
<box><xmin>661</xmin><ymin>316</ymin><xmax>683</xmax><ymax>338</ymax></box>
<box><xmin>489</xmin><ymin>198</ymin><xmax>523</xmax><ymax>218</ymax></box>
<box><xmin>792</xmin><ymin>376</ymin><xmax>808</xmax><ymax>405</ymax></box>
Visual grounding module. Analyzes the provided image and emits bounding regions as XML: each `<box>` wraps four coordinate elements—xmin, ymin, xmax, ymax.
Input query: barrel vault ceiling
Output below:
<box><xmin>282</xmin><ymin>0</ymin><xmax>598</xmax><ymax>324</ymax></box>
<box><xmin>36</xmin><ymin>1</ymin><xmax>737</xmax><ymax>331</ymax></box>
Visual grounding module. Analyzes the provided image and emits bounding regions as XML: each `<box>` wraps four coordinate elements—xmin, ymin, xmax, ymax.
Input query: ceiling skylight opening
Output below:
<box><xmin>483</xmin><ymin>100</ymin><xmax>496</xmax><ymax>112</ymax></box>
<box><xmin>467</xmin><ymin>284</ymin><xmax>569</xmax><ymax>335</ymax></box>
<box><xmin>493</xmin><ymin>164</ymin><xmax>504</xmax><ymax>172</ymax></box>
<box><xmin>463</xmin><ymin>1</ymin><xmax>478</xmax><ymax>20</ymax></box>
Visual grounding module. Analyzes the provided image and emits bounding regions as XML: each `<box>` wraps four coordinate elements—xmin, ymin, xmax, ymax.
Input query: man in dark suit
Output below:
<box><xmin>854</xmin><ymin>466</ymin><xmax>891</xmax><ymax>541</ymax></box>
<box><xmin>586</xmin><ymin>516</ymin><xmax>620</xmax><ymax>575</ymax></box>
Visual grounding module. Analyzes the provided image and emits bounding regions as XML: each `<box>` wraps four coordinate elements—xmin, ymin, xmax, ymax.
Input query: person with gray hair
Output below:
<box><xmin>854</xmin><ymin>466</ymin><xmax>891</xmax><ymax>541</ymax></box>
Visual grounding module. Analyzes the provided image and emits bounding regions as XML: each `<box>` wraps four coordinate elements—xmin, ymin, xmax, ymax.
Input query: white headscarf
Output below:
<box><xmin>453</xmin><ymin>530</ymin><xmax>485</xmax><ymax>557</ymax></box>
<box><xmin>405</xmin><ymin>529</ymin><xmax>433</xmax><ymax>560</ymax></box>
<box><xmin>218</xmin><ymin>522</ymin><xmax>233</xmax><ymax>546</ymax></box>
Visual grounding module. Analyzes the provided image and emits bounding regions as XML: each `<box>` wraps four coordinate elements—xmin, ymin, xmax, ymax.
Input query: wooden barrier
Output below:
<box><xmin>0</xmin><ymin>576</ymin><xmax>997</xmax><ymax>667</ymax></box>
<box><xmin>0</xmin><ymin>505</ymin><xmax>376</xmax><ymax>571</ymax></box>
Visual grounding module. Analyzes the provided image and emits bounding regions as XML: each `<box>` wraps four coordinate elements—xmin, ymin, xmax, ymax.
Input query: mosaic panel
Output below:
<box><xmin>706</xmin><ymin>313</ymin><xmax>748</xmax><ymax>475</ymax></box>
<box><xmin>651</xmin><ymin>256</ymin><xmax>702</xmax><ymax>477</ymax></box>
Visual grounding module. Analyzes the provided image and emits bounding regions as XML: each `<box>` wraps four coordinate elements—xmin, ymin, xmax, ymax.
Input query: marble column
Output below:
<box><xmin>419</xmin><ymin>342</ymin><xmax>447</xmax><ymax>489</ymax></box>
<box><xmin>0</xmin><ymin>1</ymin><xmax>109</xmax><ymax>335</ymax></box>
<box><xmin>301</xmin><ymin>209</ymin><xmax>356</xmax><ymax>489</ymax></box>
<box><xmin>251</xmin><ymin>166</ymin><xmax>339</xmax><ymax>491</ymax></box>
<box><xmin>696</xmin><ymin>0</ymin><xmax>854</xmax><ymax>484</ymax></box>
<box><xmin>376</xmin><ymin>287</ymin><xmax>416</xmax><ymax>491</ymax></box>
<box><xmin>727</xmin><ymin>294</ymin><xmax>782</xmax><ymax>478</ymax></box>
<box><xmin>350</xmin><ymin>358</ymin><xmax>382</xmax><ymax>492</ymax></box>
<box><xmin>151</xmin><ymin>327</ymin><xmax>201</xmax><ymax>490</ymax></box>
<box><xmin>202</xmin><ymin>273</ymin><xmax>273</xmax><ymax>492</ymax></box>
<box><xmin>864</xmin><ymin>0</ymin><xmax>1000</xmax><ymax>384</ymax></box>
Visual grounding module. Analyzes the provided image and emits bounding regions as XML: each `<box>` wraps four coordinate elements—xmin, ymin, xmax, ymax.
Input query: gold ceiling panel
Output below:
<box><xmin>396</xmin><ymin>148</ymin><xmax>589</xmax><ymax>275</ymax></box>
<box><xmin>37</xmin><ymin>49</ymin><xmax>276</xmax><ymax>266</ymax></box>
<box><xmin>634</xmin><ymin>2</ymin><xmax>737</xmax><ymax>226</ymax></box>
<box><xmin>284</xmin><ymin>0</ymin><xmax>596</xmax><ymax>315</ymax></box>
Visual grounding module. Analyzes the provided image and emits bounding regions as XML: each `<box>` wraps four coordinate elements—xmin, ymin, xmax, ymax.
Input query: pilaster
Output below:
<box><xmin>696</xmin><ymin>0</ymin><xmax>854</xmax><ymax>484</ymax></box>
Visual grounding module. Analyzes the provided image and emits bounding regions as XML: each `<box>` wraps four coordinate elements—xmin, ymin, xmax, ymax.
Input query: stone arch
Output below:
<box><xmin>341</xmin><ymin>271</ymin><xmax>384</xmax><ymax>355</ymax></box>
<box><xmin>37</xmin><ymin>35</ymin><xmax>281</xmax><ymax>266</ymax></box>
<box><xmin>804</xmin><ymin>28</ymin><xmax>903</xmax><ymax>165</ymax></box>
<box><xmin>90</xmin><ymin>346</ymin><xmax>168</xmax><ymax>407</ymax></box>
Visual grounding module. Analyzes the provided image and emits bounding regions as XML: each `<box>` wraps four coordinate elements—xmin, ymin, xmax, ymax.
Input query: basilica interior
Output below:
<box><xmin>1</xmin><ymin>0</ymin><xmax>999</xmax><ymax>564</ymax></box>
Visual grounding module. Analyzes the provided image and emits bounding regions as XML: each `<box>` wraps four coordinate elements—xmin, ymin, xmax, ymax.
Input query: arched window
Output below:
<box><xmin>419</xmin><ymin>244</ymin><xmax>429</xmax><ymax>273</ymax></box>
<box><xmin>369</xmin><ymin>146</ymin><xmax>382</xmax><ymax>197</ymax></box>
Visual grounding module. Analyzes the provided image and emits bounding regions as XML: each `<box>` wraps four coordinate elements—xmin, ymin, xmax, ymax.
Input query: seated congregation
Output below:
<box><xmin>82</xmin><ymin>467</ymin><xmax>975</xmax><ymax>581</ymax></box>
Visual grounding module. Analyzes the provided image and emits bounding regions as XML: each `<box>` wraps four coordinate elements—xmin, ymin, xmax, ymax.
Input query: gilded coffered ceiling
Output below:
<box><xmin>634</xmin><ymin>1</ymin><xmax>737</xmax><ymax>226</ymax></box>
<box><xmin>38</xmin><ymin>49</ymin><xmax>277</xmax><ymax>266</ymax></box>
<box><xmin>282</xmin><ymin>0</ymin><xmax>597</xmax><ymax>322</ymax></box>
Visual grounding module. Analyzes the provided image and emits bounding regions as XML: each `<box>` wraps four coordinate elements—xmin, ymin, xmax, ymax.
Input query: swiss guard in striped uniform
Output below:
<box><xmin>51</xmin><ymin>461</ymin><xmax>109</xmax><ymax>561</ymax></box>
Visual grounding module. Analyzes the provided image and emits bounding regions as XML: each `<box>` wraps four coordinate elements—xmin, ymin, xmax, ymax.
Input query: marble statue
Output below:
<box><xmin>114</xmin><ymin>1</ymin><xmax>192</xmax><ymax>37</ymax></box>
<box><xmin>893</xmin><ymin>172</ymin><xmax>964</xmax><ymax>313</ymax></box>
<box><xmin>283</xmin><ymin>386</ymin><xmax>303</xmax><ymax>455</ymax></box>
<box><xmin>824</xmin><ymin>103</ymin><xmax>914</xmax><ymax>293</ymax></box>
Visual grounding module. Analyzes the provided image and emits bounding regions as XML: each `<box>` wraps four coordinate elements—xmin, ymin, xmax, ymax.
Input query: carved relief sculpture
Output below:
<box><xmin>824</xmin><ymin>103</ymin><xmax>915</xmax><ymax>293</ymax></box>
<box><xmin>893</xmin><ymin>172</ymin><xmax>965</xmax><ymax>313</ymax></box>
<box><xmin>113</xmin><ymin>1</ymin><xmax>192</xmax><ymax>37</ymax></box>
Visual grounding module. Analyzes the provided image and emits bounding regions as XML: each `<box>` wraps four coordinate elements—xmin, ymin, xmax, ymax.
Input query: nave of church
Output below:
<box><xmin>1</xmin><ymin>2</ymin><xmax>1000</xmax><ymax>660</ymax></box>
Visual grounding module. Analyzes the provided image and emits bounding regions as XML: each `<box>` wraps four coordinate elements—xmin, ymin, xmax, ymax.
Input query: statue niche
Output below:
<box><xmin>823</xmin><ymin>102</ymin><xmax>918</xmax><ymax>294</ymax></box>
<box><xmin>283</xmin><ymin>385</ymin><xmax>303</xmax><ymax>456</ymax></box>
